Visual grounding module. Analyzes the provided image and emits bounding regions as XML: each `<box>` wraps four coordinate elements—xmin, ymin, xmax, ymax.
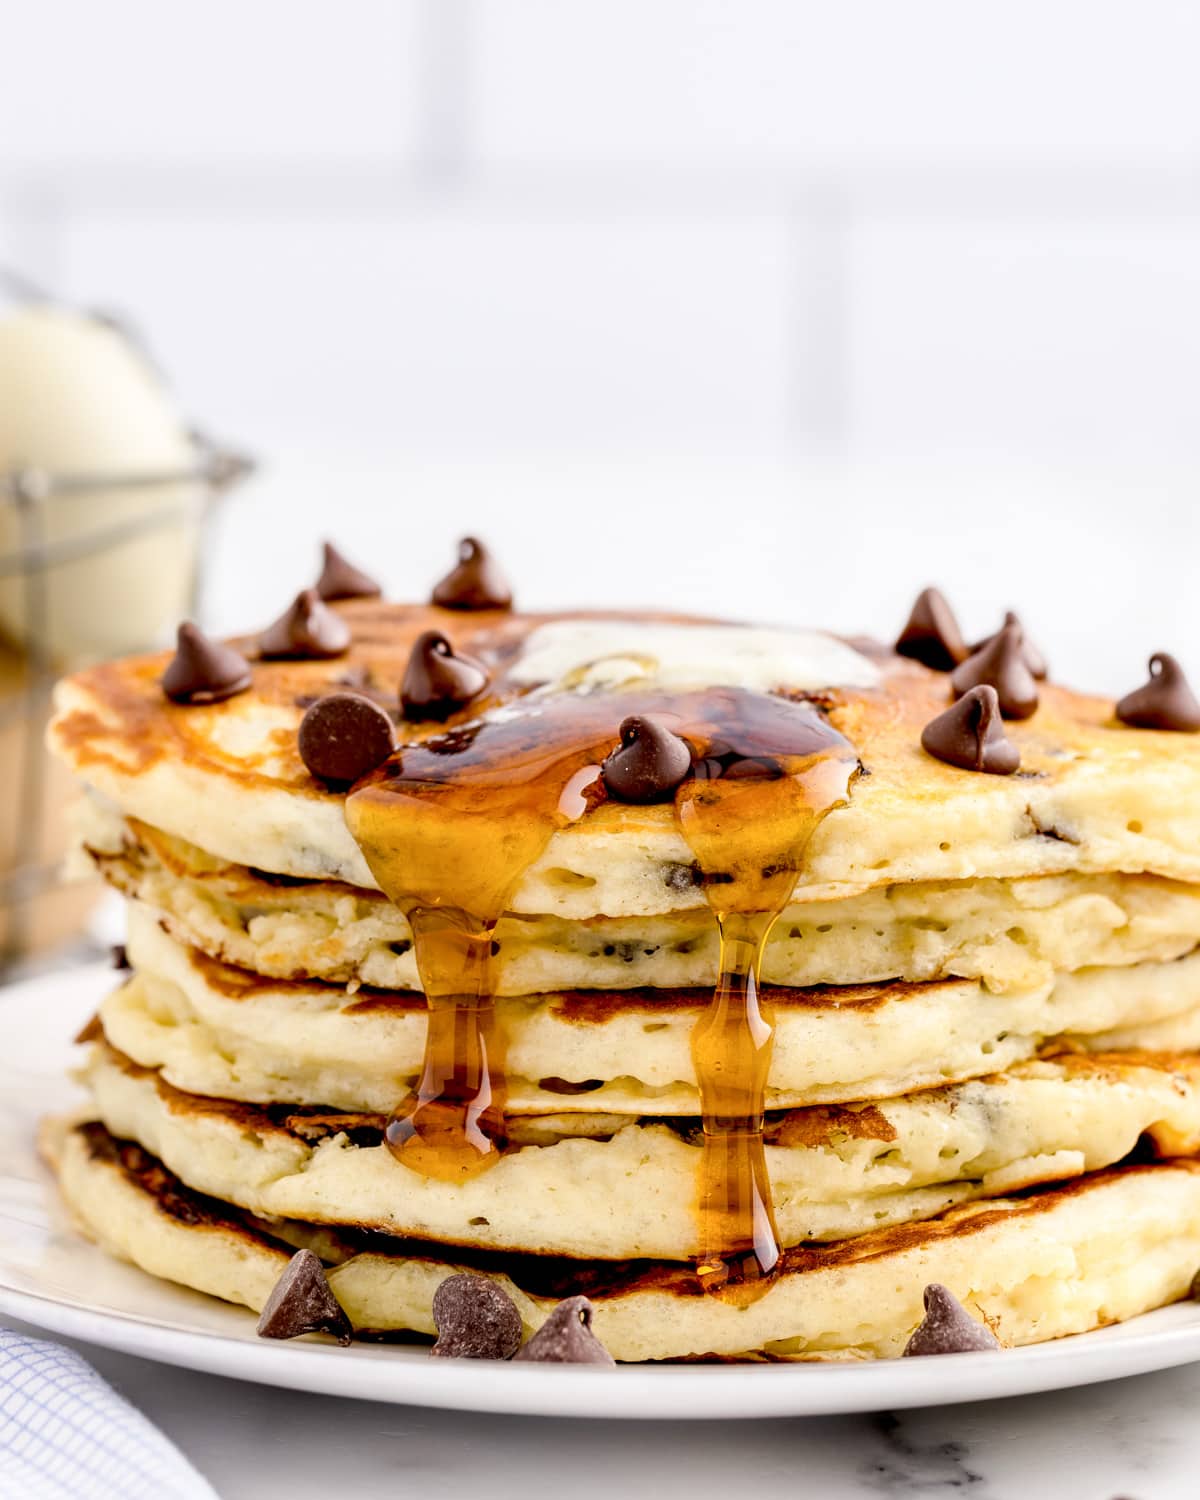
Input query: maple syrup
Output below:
<box><xmin>344</xmin><ymin>682</ymin><xmax>856</xmax><ymax>1291</ymax></box>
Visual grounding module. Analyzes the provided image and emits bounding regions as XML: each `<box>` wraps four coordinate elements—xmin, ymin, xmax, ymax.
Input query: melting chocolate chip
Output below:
<box><xmin>1116</xmin><ymin>653</ymin><xmax>1200</xmax><ymax>732</ymax></box>
<box><xmin>950</xmin><ymin>623</ymin><xmax>1039</xmax><ymax>720</ymax></box>
<box><xmin>895</xmin><ymin>587</ymin><xmax>968</xmax><ymax>672</ymax></box>
<box><xmin>401</xmin><ymin>631</ymin><xmax>489</xmax><ymax>721</ymax></box>
<box><xmin>161</xmin><ymin>622</ymin><xmax>253</xmax><ymax>705</ymax></box>
<box><xmin>902</xmin><ymin>1284</ymin><xmax>1001</xmax><ymax>1356</ymax></box>
<box><xmin>514</xmin><ymin>1296</ymin><xmax>615</xmax><ymax>1365</ymax></box>
<box><xmin>920</xmin><ymin>686</ymin><xmax>1020</xmax><ymax>775</ymax></box>
<box><xmin>601</xmin><ymin>716</ymin><xmax>692</xmax><ymax>804</ymax></box>
<box><xmin>316</xmin><ymin>541</ymin><xmax>382</xmax><ymax>602</ymax></box>
<box><xmin>971</xmin><ymin>611</ymin><xmax>1048</xmax><ymax>680</ymax></box>
<box><xmin>431</xmin><ymin>1273</ymin><xmax>523</xmax><ymax>1360</ymax></box>
<box><xmin>110</xmin><ymin>943</ymin><xmax>130</xmax><ymax>971</ymax></box>
<box><xmin>257</xmin><ymin>1249</ymin><xmax>352</xmax><ymax>1345</ymax></box>
<box><xmin>298</xmin><ymin>693</ymin><xmax>397</xmax><ymax>786</ymax></box>
<box><xmin>259</xmin><ymin>588</ymin><xmax>352</xmax><ymax>660</ymax></box>
<box><xmin>432</xmin><ymin>537</ymin><xmax>513</xmax><ymax>611</ymax></box>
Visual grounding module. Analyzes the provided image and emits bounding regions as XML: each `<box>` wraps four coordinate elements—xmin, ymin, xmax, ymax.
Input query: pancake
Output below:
<box><xmin>46</xmin><ymin>1118</ymin><xmax>1200</xmax><ymax>1361</ymax></box>
<box><xmin>46</xmin><ymin>591</ymin><xmax>1200</xmax><ymax>1358</ymax></box>
<box><xmin>109</xmin><ymin>905</ymin><xmax>1200</xmax><ymax>1116</ymax></box>
<box><xmin>81</xmin><ymin>806</ymin><xmax>1200</xmax><ymax>996</ymax></box>
<box><xmin>49</xmin><ymin>604</ymin><xmax>1200</xmax><ymax>912</ymax></box>
<box><xmin>80</xmin><ymin>1041</ymin><xmax>1200</xmax><ymax>1259</ymax></box>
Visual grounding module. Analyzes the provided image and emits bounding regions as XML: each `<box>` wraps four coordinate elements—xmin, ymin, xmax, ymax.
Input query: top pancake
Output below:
<box><xmin>49</xmin><ymin>601</ymin><xmax>1200</xmax><ymax>920</ymax></box>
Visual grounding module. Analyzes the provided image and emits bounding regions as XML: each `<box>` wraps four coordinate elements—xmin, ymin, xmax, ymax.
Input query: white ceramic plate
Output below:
<box><xmin>5</xmin><ymin>963</ymin><xmax>1200</xmax><ymax>1420</ymax></box>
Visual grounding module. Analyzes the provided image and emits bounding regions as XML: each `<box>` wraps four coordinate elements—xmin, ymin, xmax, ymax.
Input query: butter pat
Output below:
<box><xmin>510</xmin><ymin>620</ymin><xmax>880</xmax><ymax>694</ymax></box>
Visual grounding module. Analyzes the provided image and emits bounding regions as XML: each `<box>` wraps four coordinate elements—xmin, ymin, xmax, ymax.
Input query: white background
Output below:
<box><xmin>2</xmin><ymin>0</ymin><xmax>1199</xmax><ymax>691</ymax></box>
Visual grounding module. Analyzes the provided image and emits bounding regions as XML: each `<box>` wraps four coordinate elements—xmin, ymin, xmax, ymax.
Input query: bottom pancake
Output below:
<box><xmin>45</xmin><ymin>1117</ymin><xmax>1200</xmax><ymax>1362</ymax></box>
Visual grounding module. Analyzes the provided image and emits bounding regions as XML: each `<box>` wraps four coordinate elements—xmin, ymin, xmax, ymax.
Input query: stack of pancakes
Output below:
<box><xmin>43</xmin><ymin>561</ymin><xmax>1200</xmax><ymax>1361</ymax></box>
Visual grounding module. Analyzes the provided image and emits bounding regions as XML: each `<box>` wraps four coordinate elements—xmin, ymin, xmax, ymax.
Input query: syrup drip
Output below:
<box><xmin>678</xmin><ymin>748</ymin><xmax>856</xmax><ymax>1297</ymax></box>
<box><xmin>344</xmin><ymin>686</ymin><xmax>856</xmax><ymax>1290</ymax></box>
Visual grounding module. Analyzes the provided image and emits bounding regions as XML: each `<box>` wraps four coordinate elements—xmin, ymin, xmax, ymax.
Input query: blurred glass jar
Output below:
<box><xmin>0</xmin><ymin>287</ymin><xmax>251</xmax><ymax>969</ymax></box>
<box><xmin>0</xmin><ymin>300</ymin><xmax>245</xmax><ymax>666</ymax></box>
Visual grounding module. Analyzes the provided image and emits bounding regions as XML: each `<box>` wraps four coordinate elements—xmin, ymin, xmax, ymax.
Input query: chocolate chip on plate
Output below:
<box><xmin>902</xmin><ymin>1283</ymin><xmax>1001</xmax><ymax>1356</ymax></box>
<box><xmin>298</xmin><ymin>693</ymin><xmax>397</xmax><ymax>786</ymax></box>
<box><xmin>257</xmin><ymin>1249</ymin><xmax>352</xmax><ymax>1345</ymax></box>
<box><xmin>431</xmin><ymin>537</ymin><xmax>513</xmax><ymax>611</ymax></box>
<box><xmin>972</xmin><ymin>610</ymin><xmax>1048</xmax><ymax>680</ymax></box>
<box><xmin>601</xmin><ymin>716</ymin><xmax>693</xmax><ymax>803</ymax></box>
<box><xmin>895</xmin><ymin>587</ymin><xmax>968</xmax><ymax>673</ymax></box>
<box><xmin>920</xmin><ymin>685</ymin><xmax>1020</xmax><ymax>775</ymax></box>
<box><xmin>315</xmin><ymin>541</ymin><xmax>382</xmax><ymax>602</ymax></box>
<box><xmin>259</xmin><ymin>588</ymin><xmax>352</xmax><ymax>660</ymax></box>
<box><xmin>950</xmin><ymin>622</ymin><xmax>1039</xmax><ymax>720</ymax></box>
<box><xmin>1116</xmin><ymin>653</ymin><xmax>1200</xmax><ymax>732</ymax></box>
<box><xmin>514</xmin><ymin>1296</ymin><xmax>615</xmax><ymax>1365</ymax></box>
<box><xmin>401</xmin><ymin>631</ymin><xmax>489</xmax><ymax>721</ymax></box>
<box><xmin>431</xmin><ymin>1273</ymin><xmax>523</xmax><ymax>1360</ymax></box>
<box><xmin>161</xmin><ymin>622</ymin><xmax>252</xmax><ymax>705</ymax></box>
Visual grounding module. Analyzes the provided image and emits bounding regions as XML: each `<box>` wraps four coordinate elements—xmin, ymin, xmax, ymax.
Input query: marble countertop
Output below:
<box><xmin>3</xmin><ymin>1315</ymin><xmax>1192</xmax><ymax>1499</ymax></box>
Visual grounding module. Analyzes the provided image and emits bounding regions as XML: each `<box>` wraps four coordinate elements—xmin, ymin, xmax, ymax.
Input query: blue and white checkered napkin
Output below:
<box><xmin>0</xmin><ymin>1328</ymin><xmax>217</xmax><ymax>1500</ymax></box>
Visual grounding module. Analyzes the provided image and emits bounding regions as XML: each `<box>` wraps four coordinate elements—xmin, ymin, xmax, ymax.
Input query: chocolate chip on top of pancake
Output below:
<box><xmin>1117</xmin><ymin>653</ymin><xmax>1200</xmax><ymax>732</ymax></box>
<box><xmin>316</xmin><ymin>540</ymin><xmax>382</xmax><ymax>602</ymax></box>
<box><xmin>259</xmin><ymin>588</ymin><xmax>352</xmax><ymax>661</ymax></box>
<box><xmin>431</xmin><ymin>536</ymin><xmax>513</xmax><ymax>611</ymax></box>
<box><xmin>895</xmin><ymin>587</ymin><xmax>968</xmax><ymax>673</ymax></box>
<box><xmin>162</xmin><ymin>623</ymin><xmax>252</xmax><ymax>705</ymax></box>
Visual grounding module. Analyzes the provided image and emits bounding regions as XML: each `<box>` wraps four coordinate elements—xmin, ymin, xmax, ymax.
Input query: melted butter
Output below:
<box><xmin>344</xmin><ymin>685</ymin><xmax>856</xmax><ymax>1293</ymax></box>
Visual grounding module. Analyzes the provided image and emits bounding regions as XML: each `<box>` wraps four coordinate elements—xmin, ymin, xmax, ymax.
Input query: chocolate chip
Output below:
<box><xmin>902</xmin><ymin>1283</ymin><xmax>1001</xmax><ymax>1356</ymax></box>
<box><xmin>601</xmin><ymin>716</ymin><xmax>693</xmax><ymax>803</ymax></box>
<box><xmin>110</xmin><ymin>944</ymin><xmax>130</xmax><ymax>971</ymax></box>
<box><xmin>431</xmin><ymin>1273</ymin><xmax>523</xmax><ymax>1360</ymax></box>
<box><xmin>1116</xmin><ymin>652</ymin><xmax>1200</xmax><ymax>732</ymax></box>
<box><xmin>972</xmin><ymin>611</ymin><xmax>1048</xmax><ymax>680</ymax></box>
<box><xmin>259</xmin><ymin>588</ymin><xmax>352</xmax><ymax>660</ymax></box>
<box><xmin>298</xmin><ymin>693</ymin><xmax>396</xmax><ymax>785</ymax></box>
<box><xmin>257</xmin><ymin>1249</ymin><xmax>352</xmax><ymax>1345</ymax></box>
<box><xmin>401</xmin><ymin>631</ymin><xmax>489</xmax><ymax>721</ymax></box>
<box><xmin>432</xmin><ymin>537</ymin><xmax>513</xmax><ymax>611</ymax></box>
<box><xmin>514</xmin><ymin>1296</ymin><xmax>615</xmax><ymax>1365</ymax></box>
<box><xmin>316</xmin><ymin>541</ymin><xmax>382</xmax><ymax>602</ymax></box>
<box><xmin>921</xmin><ymin>685</ymin><xmax>1020</xmax><ymax>775</ymax></box>
<box><xmin>895</xmin><ymin>587</ymin><xmax>968</xmax><ymax>672</ymax></box>
<box><xmin>950</xmin><ymin>623</ymin><xmax>1039</xmax><ymax>720</ymax></box>
<box><xmin>161</xmin><ymin>622</ymin><xmax>252</xmax><ymax>705</ymax></box>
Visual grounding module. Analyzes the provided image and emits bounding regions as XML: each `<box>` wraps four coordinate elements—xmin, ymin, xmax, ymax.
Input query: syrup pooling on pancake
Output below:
<box><xmin>344</xmin><ymin>682</ymin><xmax>858</xmax><ymax>1300</ymax></box>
